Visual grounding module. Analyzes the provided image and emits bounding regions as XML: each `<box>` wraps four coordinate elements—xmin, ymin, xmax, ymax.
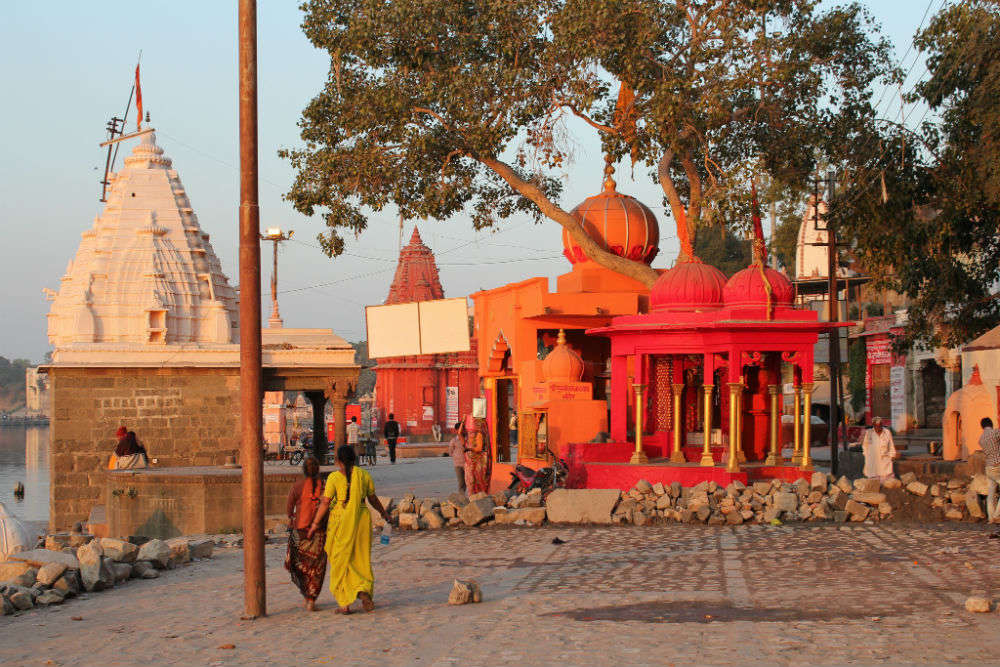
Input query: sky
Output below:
<box><xmin>0</xmin><ymin>1</ymin><xmax>941</xmax><ymax>363</ymax></box>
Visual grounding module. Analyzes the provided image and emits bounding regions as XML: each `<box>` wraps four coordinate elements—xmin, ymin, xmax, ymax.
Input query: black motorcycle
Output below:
<box><xmin>507</xmin><ymin>453</ymin><xmax>568</xmax><ymax>495</ymax></box>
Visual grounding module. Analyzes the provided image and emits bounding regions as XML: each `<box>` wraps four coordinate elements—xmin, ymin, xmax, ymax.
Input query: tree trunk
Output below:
<box><xmin>481</xmin><ymin>157</ymin><xmax>660</xmax><ymax>288</ymax></box>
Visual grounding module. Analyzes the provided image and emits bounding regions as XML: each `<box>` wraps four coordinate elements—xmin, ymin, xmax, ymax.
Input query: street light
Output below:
<box><xmin>259</xmin><ymin>228</ymin><xmax>293</xmax><ymax>328</ymax></box>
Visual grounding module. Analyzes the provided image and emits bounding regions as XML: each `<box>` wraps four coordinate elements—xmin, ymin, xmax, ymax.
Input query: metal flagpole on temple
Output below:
<box><xmin>238</xmin><ymin>0</ymin><xmax>266</xmax><ymax>619</ymax></box>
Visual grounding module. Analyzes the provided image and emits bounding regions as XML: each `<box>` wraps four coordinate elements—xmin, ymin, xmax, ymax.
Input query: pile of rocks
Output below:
<box><xmin>0</xmin><ymin>535</ymin><xmax>213</xmax><ymax>615</ymax></box>
<box><xmin>381</xmin><ymin>470</ymin><xmax>1000</xmax><ymax>531</ymax></box>
<box><xmin>610</xmin><ymin>475</ymin><xmax>881</xmax><ymax>525</ymax></box>
<box><xmin>391</xmin><ymin>489</ymin><xmax>547</xmax><ymax>531</ymax></box>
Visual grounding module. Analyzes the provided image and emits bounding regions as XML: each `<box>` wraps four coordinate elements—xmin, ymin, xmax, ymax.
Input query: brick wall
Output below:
<box><xmin>49</xmin><ymin>367</ymin><xmax>241</xmax><ymax>530</ymax></box>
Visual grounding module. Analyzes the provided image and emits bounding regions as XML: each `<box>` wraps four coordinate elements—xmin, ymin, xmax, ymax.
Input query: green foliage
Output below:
<box><xmin>693</xmin><ymin>226</ymin><xmax>751</xmax><ymax>278</ymax></box>
<box><xmin>771</xmin><ymin>209</ymin><xmax>801</xmax><ymax>275</ymax></box>
<box><xmin>0</xmin><ymin>356</ymin><xmax>32</xmax><ymax>412</ymax></box>
<box><xmin>351</xmin><ymin>341</ymin><xmax>376</xmax><ymax>397</ymax></box>
<box><xmin>285</xmin><ymin>0</ymin><xmax>894</xmax><ymax>284</ymax></box>
<box><xmin>847</xmin><ymin>338</ymin><xmax>867</xmax><ymax>414</ymax></box>
<box><xmin>831</xmin><ymin>2</ymin><xmax>1000</xmax><ymax>349</ymax></box>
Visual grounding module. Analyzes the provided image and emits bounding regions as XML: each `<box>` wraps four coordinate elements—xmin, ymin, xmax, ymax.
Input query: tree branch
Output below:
<box><xmin>658</xmin><ymin>150</ymin><xmax>695</xmax><ymax>260</ymax></box>
<box><xmin>481</xmin><ymin>156</ymin><xmax>659</xmax><ymax>287</ymax></box>
<box><xmin>557</xmin><ymin>103</ymin><xmax>618</xmax><ymax>135</ymax></box>
<box><xmin>681</xmin><ymin>151</ymin><xmax>702</xmax><ymax>227</ymax></box>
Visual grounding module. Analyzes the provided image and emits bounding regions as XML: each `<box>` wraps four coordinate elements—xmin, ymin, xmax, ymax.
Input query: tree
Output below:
<box><xmin>0</xmin><ymin>356</ymin><xmax>32</xmax><ymax>413</ymax></box>
<box><xmin>693</xmin><ymin>225</ymin><xmax>750</xmax><ymax>278</ymax></box>
<box><xmin>285</xmin><ymin>0</ymin><xmax>895</xmax><ymax>287</ymax></box>
<box><xmin>831</xmin><ymin>1</ymin><xmax>1000</xmax><ymax>348</ymax></box>
<box><xmin>771</xmin><ymin>212</ymin><xmax>800</xmax><ymax>275</ymax></box>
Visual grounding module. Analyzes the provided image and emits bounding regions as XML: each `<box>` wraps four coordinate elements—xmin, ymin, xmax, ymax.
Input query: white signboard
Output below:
<box><xmin>445</xmin><ymin>386</ymin><xmax>459</xmax><ymax>424</ymax></box>
<box><xmin>422</xmin><ymin>405</ymin><xmax>434</xmax><ymax>421</ymax></box>
<box><xmin>366</xmin><ymin>297</ymin><xmax>470</xmax><ymax>358</ymax></box>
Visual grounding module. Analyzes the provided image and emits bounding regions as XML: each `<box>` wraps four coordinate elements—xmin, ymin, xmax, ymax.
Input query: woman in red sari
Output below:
<box><xmin>285</xmin><ymin>456</ymin><xmax>327</xmax><ymax>611</ymax></box>
<box><xmin>463</xmin><ymin>417</ymin><xmax>492</xmax><ymax>495</ymax></box>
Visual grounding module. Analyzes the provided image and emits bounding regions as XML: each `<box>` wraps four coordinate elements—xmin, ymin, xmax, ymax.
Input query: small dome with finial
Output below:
<box><xmin>562</xmin><ymin>159</ymin><xmax>659</xmax><ymax>266</ymax></box>
<box><xmin>542</xmin><ymin>330</ymin><xmax>585</xmax><ymax>383</ymax></box>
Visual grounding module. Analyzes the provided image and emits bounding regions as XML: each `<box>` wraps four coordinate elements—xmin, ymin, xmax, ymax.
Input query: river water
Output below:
<box><xmin>0</xmin><ymin>425</ymin><xmax>49</xmax><ymax>526</ymax></box>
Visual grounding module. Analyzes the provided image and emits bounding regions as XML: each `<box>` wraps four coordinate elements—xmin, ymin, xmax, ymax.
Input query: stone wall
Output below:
<box><xmin>49</xmin><ymin>367</ymin><xmax>240</xmax><ymax>530</ymax></box>
<box><xmin>105</xmin><ymin>468</ymin><xmax>297</xmax><ymax>539</ymax></box>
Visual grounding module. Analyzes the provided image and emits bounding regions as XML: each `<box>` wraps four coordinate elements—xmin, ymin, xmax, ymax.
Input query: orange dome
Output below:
<box><xmin>723</xmin><ymin>266</ymin><xmax>794</xmax><ymax>307</ymax></box>
<box><xmin>562</xmin><ymin>175</ymin><xmax>659</xmax><ymax>266</ymax></box>
<box><xmin>542</xmin><ymin>330</ymin><xmax>585</xmax><ymax>382</ymax></box>
<box><xmin>649</xmin><ymin>259</ymin><xmax>726</xmax><ymax>311</ymax></box>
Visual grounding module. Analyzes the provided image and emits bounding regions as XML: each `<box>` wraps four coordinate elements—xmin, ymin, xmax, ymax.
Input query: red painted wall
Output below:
<box><xmin>375</xmin><ymin>347</ymin><xmax>478</xmax><ymax>438</ymax></box>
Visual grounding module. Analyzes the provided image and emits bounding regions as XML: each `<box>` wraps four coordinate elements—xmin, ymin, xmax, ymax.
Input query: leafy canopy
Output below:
<box><xmin>831</xmin><ymin>1</ymin><xmax>1000</xmax><ymax>348</ymax></box>
<box><xmin>284</xmin><ymin>0</ymin><xmax>894</xmax><ymax>286</ymax></box>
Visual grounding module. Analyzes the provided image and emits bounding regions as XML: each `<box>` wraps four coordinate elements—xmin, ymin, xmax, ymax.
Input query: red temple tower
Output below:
<box><xmin>374</xmin><ymin>227</ymin><xmax>478</xmax><ymax>439</ymax></box>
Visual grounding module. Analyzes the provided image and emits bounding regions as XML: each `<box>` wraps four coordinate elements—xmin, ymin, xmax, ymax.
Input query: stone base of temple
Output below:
<box><xmin>563</xmin><ymin>442</ymin><xmax>812</xmax><ymax>491</ymax></box>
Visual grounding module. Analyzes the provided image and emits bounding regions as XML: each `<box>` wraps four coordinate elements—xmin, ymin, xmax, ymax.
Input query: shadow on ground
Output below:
<box><xmin>545</xmin><ymin>600</ymin><xmax>906</xmax><ymax>624</ymax></box>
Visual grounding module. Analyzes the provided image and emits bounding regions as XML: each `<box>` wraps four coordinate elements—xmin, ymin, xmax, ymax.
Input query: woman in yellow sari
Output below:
<box><xmin>307</xmin><ymin>444</ymin><xmax>390</xmax><ymax>614</ymax></box>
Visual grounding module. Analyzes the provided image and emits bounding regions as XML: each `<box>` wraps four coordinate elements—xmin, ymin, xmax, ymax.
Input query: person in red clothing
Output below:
<box><xmin>284</xmin><ymin>457</ymin><xmax>327</xmax><ymax>611</ymax></box>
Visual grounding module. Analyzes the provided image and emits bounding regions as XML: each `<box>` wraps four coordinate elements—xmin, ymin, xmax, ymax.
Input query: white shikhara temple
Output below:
<box><xmin>42</xmin><ymin>127</ymin><xmax>359</xmax><ymax>532</ymax></box>
<box><xmin>46</xmin><ymin>131</ymin><xmax>238</xmax><ymax>352</ymax></box>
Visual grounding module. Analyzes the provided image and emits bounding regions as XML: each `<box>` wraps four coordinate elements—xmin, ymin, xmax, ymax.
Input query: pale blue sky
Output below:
<box><xmin>0</xmin><ymin>1</ymin><xmax>938</xmax><ymax>362</ymax></box>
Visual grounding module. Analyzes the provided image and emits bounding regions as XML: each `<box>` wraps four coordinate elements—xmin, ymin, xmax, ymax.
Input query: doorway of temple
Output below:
<box><xmin>494</xmin><ymin>378</ymin><xmax>517</xmax><ymax>463</ymax></box>
<box><xmin>920</xmin><ymin>360</ymin><xmax>946</xmax><ymax>428</ymax></box>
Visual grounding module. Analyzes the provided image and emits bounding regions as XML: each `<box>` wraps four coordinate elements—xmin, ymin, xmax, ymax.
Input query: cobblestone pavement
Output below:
<box><xmin>266</xmin><ymin>455</ymin><xmax>459</xmax><ymax>500</ymax></box>
<box><xmin>4</xmin><ymin>523</ymin><xmax>1000</xmax><ymax>666</ymax></box>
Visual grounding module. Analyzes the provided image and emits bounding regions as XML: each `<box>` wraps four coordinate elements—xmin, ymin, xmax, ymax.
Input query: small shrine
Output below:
<box><xmin>471</xmin><ymin>163</ymin><xmax>657</xmax><ymax>488</ymax></box>
<box><xmin>581</xmin><ymin>197</ymin><xmax>842</xmax><ymax>487</ymax></box>
<box><xmin>942</xmin><ymin>365</ymin><xmax>995</xmax><ymax>460</ymax></box>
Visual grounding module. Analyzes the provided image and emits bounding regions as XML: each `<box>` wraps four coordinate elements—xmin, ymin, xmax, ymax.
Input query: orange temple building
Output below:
<box><xmin>471</xmin><ymin>168</ymin><xmax>658</xmax><ymax>487</ymax></box>
<box><xmin>375</xmin><ymin>227</ymin><xmax>478</xmax><ymax>438</ymax></box>
<box><xmin>472</xmin><ymin>166</ymin><xmax>842</xmax><ymax>492</ymax></box>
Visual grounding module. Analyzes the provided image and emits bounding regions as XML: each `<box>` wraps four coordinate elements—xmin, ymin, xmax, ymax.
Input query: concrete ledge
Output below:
<box><xmin>396</xmin><ymin>445</ymin><xmax>448</xmax><ymax>459</ymax></box>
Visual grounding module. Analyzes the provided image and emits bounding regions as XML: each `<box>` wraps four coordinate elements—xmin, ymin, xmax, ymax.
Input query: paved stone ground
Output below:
<box><xmin>266</xmin><ymin>455</ymin><xmax>460</xmax><ymax>501</ymax></box>
<box><xmin>4</xmin><ymin>522</ymin><xmax>1000</xmax><ymax>666</ymax></box>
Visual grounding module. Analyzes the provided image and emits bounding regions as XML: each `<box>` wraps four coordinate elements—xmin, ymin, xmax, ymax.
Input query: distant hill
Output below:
<box><xmin>351</xmin><ymin>341</ymin><xmax>376</xmax><ymax>397</ymax></box>
<box><xmin>0</xmin><ymin>356</ymin><xmax>32</xmax><ymax>413</ymax></box>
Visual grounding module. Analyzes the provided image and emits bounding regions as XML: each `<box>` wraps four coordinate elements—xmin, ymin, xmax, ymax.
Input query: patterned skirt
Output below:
<box><xmin>285</xmin><ymin>529</ymin><xmax>327</xmax><ymax>601</ymax></box>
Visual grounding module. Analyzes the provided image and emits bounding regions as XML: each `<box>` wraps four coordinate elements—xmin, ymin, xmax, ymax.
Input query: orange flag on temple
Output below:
<box><xmin>135</xmin><ymin>63</ymin><xmax>143</xmax><ymax>131</ymax></box>
<box><xmin>614</xmin><ymin>81</ymin><xmax>638</xmax><ymax>165</ymax></box>
<box><xmin>751</xmin><ymin>181</ymin><xmax>767</xmax><ymax>263</ymax></box>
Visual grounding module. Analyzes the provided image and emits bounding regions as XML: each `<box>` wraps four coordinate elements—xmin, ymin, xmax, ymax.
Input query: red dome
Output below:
<box><xmin>562</xmin><ymin>176</ymin><xmax>659</xmax><ymax>266</ymax></box>
<box><xmin>723</xmin><ymin>266</ymin><xmax>795</xmax><ymax>307</ymax></box>
<box><xmin>649</xmin><ymin>259</ymin><xmax>726</xmax><ymax>311</ymax></box>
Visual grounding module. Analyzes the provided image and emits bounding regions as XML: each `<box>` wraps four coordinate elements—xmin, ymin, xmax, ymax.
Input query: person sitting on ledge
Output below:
<box><xmin>114</xmin><ymin>431</ymin><xmax>149</xmax><ymax>469</ymax></box>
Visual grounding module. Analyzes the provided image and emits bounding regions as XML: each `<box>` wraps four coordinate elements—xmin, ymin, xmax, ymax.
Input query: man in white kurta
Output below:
<box><xmin>863</xmin><ymin>417</ymin><xmax>896</xmax><ymax>480</ymax></box>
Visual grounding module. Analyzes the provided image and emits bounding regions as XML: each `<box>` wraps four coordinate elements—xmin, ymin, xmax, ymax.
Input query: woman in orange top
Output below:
<box><xmin>284</xmin><ymin>456</ymin><xmax>327</xmax><ymax>611</ymax></box>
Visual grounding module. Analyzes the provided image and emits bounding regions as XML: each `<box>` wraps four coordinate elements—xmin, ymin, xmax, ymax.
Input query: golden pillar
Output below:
<box><xmin>736</xmin><ymin>379</ymin><xmax>747</xmax><ymax>463</ymax></box>
<box><xmin>700</xmin><ymin>384</ymin><xmax>715</xmax><ymax>466</ymax></box>
<box><xmin>670</xmin><ymin>383</ymin><xmax>686</xmax><ymax>463</ymax></box>
<box><xmin>791</xmin><ymin>384</ymin><xmax>802</xmax><ymax>465</ymax></box>
<box><xmin>800</xmin><ymin>382</ymin><xmax>814</xmax><ymax>470</ymax></box>
<box><xmin>630</xmin><ymin>384</ymin><xmax>649</xmax><ymax>464</ymax></box>
<box><xmin>764</xmin><ymin>384</ymin><xmax>782</xmax><ymax>465</ymax></box>
<box><xmin>727</xmin><ymin>382</ymin><xmax>741</xmax><ymax>472</ymax></box>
